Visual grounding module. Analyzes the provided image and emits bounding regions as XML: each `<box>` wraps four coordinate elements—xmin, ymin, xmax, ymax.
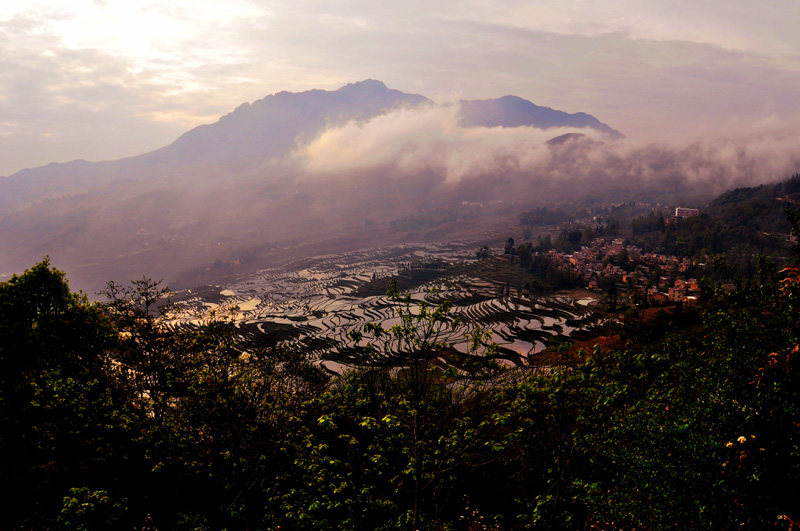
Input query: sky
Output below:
<box><xmin>1</xmin><ymin>1</ymin><xmax>799</xmax><ymax>177</ymax></box>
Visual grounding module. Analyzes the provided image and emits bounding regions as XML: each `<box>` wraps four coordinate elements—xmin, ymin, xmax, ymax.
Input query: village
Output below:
<box><xmin>547</xmin><ymin>235</ymin><xmax>704</xmax><ymax>308</ymax></box>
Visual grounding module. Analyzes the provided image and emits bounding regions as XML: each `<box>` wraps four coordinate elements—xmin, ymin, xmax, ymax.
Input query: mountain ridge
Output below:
<box><xmin>0</xmin><ymin>80</ymin><xmax>622</xmax><ymax>214</ymax></box>
<box><xmin>1</xmin><ymin>80</ymin><xmax>620</xmax><ymax>181</ymax></box>
<box><xmin>459</xmin><ymin>95</ymin><xmax>623</xmax><ymax>138</ymax></box>
<box><xmin>0</xmin><ymin>79</ymin><xmax>627</xmax><ymax>294</ymax></box>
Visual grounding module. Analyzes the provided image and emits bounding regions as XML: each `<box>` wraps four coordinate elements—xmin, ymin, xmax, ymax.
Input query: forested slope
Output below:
<box><xmin>2</xmin><ymin>253</ymin><xmax>800</xmax><ymax>530</ymax></box>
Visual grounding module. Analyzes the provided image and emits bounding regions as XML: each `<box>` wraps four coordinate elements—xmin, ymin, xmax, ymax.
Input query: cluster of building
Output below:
<box><xmin>549</xmin><ymin>237</ymin><xmax>703</xmax><ymax>307</ymax></box>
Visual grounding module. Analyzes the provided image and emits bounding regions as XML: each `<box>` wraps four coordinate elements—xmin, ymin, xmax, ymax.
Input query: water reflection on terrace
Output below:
<box><xmin>171</xmin><ymin>242</ymin><xmax>606</xmax><ymax>371</ymax></box>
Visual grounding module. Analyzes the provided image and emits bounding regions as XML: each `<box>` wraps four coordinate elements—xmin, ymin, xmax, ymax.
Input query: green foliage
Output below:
<box><xmin>342</xmin><ymin>280</ymin><xmax>507</xmax><ymax>529</ymax></box>
<box><xmin>501</xmin><ymin>256</ymin><xmax>800</xmax><ymax>529</ymax></box>
<box><xmin>99</xmin><ymin>279</ymin><xmax>330</xmax><ymax>529</ymax></box>
<box><xmin>59</xmin><ymin>487</ymin><xmax>128</xmax><ymax>531</ymax></box>
<box><xmin>631</xmin><ymin>210</ymin><xmax>666</xmax><ymax>235</ymax></box>
<box><xmin>4</xmin><ymin>238</ymin><xmax>800</xmax><ymax>530</ymax></box>
<box><xmin>516</xmin><ymin>243</ymin><xmax>583</xmax><ymax>292</ymax></box>
<box><xmin>629</xmin><ymin>175</ymin><xmax>800</xmax><ymax>274</ymax></box>
<box><xmin>167</xmin><ymin>323</ymin><xmax>329</xmax><ymax>528</ymax></box>
<box><xmin>0</xmin><ymin>259</ymin><xmax>137</xmax><ymax>529</ymax></box>
<box><xmin>100</xmin><ymin>277</ymin><xmax>184</xmax><ymax>421</ymax></box>
<box><xmin>268</xmin><ymin>367</ymin><xmax>405</xmax><ymax>530</ymax></box>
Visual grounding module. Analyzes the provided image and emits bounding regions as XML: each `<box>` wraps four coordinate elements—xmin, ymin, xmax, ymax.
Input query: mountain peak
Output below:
<box><xmin>497</xmin><ymin>95</ymin><xmax>531</xmax><ymax>104</ymax></box>
<box><xmin>165</xmin><ymin>79</ymin><xmax>430</xmax><ymax>166</ymax></box>
<box><xmin>340</xmin><ymin>79</ymin><xmax>388</xmax><ymax>91</ymax></box>
<box><xmin>459</xmin><ymin>95</ymin><xmax>623</xmax><ymax>139</ymax></box>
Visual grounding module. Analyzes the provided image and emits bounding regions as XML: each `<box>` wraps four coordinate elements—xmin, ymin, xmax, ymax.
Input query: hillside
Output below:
<box><xmin>625</xmin><ymin>174</ymin><xmax>800</xmax><ymax>269</ymax></box>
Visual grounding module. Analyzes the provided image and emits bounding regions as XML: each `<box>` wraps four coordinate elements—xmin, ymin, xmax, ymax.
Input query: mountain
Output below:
<box><xmin>0</xmin><ymin>80</ymin><xmax>431</xmax><ymax>214</ymax></box>
<box><xmin>0</xmin><ymin>80</ymin><xmax>626</xmax><ymax>294</ymax></box>
<box><xmin>545</xmin><ymin>132</ymin><xmax>594</xmax><ymax>146</ymax></box>
<box><xmin>0</xmin><ymin>82</ymin><xmax>622</xmax><ymax>213</ymax></box>
<box><xmin>459</xmin><ymin>95</ymin><xmax>623</xmax><ymax>139</ymax></box>
<box><xmin>161</xmin><ymin>79</ymin><xmax>431</xmax><ymax>170</ymax></box>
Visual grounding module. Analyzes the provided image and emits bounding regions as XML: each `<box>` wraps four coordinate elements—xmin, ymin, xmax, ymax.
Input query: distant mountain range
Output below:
<box><xmin>0</xmin><ymin>80</ymin><xmax>621</xmax><ymax>209</ymax></box>
<box><xmin>0</xmin><ymin>79</ymin><xmax>625</xmax><ymax>293</ymax></box>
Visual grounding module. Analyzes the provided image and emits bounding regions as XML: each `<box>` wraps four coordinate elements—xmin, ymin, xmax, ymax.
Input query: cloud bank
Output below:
<box><xmin>296</xmin><ymin>103</ymin><xmax>800</xmax><ymax>202</ymax></box>
<box><xmin>298</xmin><ymin>104</ymin><xmax>609</xmax><ymax>182</ymax></box>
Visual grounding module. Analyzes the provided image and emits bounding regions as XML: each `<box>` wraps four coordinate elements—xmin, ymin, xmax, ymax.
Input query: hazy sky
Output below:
<box><xmin>1</xmin><ymin>0</ymin><xmax>799</xmax><ymax>177</ymax></box>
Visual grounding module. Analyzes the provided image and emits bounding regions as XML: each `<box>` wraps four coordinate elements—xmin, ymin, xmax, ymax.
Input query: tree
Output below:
<box><xmin>504</xmin><ymin>237</ymin><xmax>516</xmax><ymax>255</ymax></box>
<box><xmin>0</xmin><ymin>259</ymin><xmax>137</xmax><ymax>529</ymax></box>
<box><xmin>502</xmin><ymin>253</ymin><xmax>800</xmax><ymax>529</ymax></box>
<box><xmin>101</xmin><ymin>279</ymin><xmax>330</xmax><ymax>529</ymax></box>
<box><xmin>100</xmin><ymin>278</ymin><xmax>189</xmax><ymax>422</ymax></box>
<box><xmin>170</xmin><ymin>322</ymin><xmax>329</xmax><ymax>528</ymax></box>
<box><xmin>346</xmin><ymin>281</ymin><xmax>506</xmax><ymax>529</ymax></box>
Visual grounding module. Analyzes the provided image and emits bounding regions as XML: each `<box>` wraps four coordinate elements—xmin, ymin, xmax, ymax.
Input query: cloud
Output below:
<box><xmin>296</xmin><ymin>103</ymin><xmax>610</xmax><ymax>183</ymax></box>
<box><xmin>447</xmin><ymin>0</ymin><xmax>800</xmax><ymax>56</ymax></box>
<box><xmin>0</xmin><ymin>7</ymin><xmax>259</xmax><ymax>175</ymax></box>
<box><xmin>295</xmin><ymin>103</ymin><xmax>800</xmax><ymax>202</ymax></box>
<box><xmin>0</xmin><ymin>20</ymin><xmax>180</xmax><ymax>174</ymax></box>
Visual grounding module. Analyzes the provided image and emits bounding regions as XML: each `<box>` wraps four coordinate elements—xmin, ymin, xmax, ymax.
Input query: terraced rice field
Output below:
<box><xmin>171</xmin><ymin>242</ymin><xmax>605</xmax><ymax>372</ymax></box>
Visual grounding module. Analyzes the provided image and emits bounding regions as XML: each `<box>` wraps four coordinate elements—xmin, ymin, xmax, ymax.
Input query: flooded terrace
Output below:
<box><xmin>170</xmin><ymin>241</ymin><xmax>605</xmax><ymax>371</ymax></box>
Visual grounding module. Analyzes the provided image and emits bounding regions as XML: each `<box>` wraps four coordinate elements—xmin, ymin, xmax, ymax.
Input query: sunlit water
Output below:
<box><xmin>171</xmin><ymin>242</ymin><xmax>604</xmax><ymax>370</ymax></box>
